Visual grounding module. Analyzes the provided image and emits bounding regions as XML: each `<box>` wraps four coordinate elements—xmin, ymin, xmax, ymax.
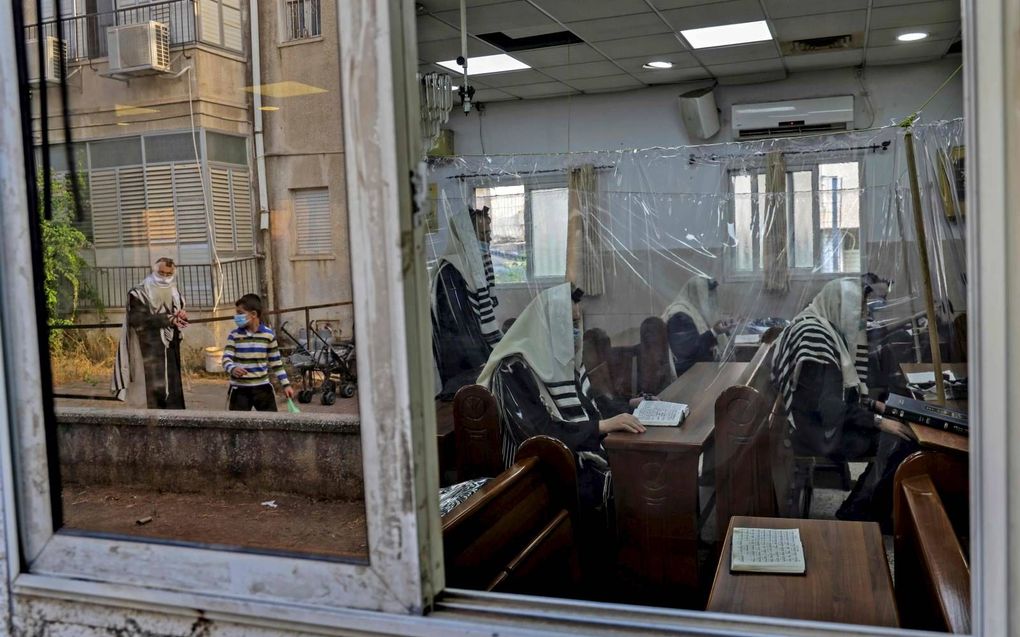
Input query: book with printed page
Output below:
<box><xmin>730</xmin><ymin>527</ymin><xmax>806</xmax><ymax>574</ymax></box>
<box><xmin>633</xmin><ymin>400</ymin><xmax>690</xmax><ymax>427</ymax></box>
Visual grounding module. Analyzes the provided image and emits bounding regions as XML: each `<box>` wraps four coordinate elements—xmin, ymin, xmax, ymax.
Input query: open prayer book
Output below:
<box><xmin>730</xmin><ymin>527</ymin><xmax>806</xmax><ymax>574</ymax></box>
<box><xmin>633</xmin><ymin>400</ymin><xmax>689</xmax><ymax>427</ymax></box>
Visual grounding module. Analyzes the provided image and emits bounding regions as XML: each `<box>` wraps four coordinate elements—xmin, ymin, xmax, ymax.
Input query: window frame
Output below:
<box><xmin>279</xmin><ymin>0</ymin><xmax>321</xmax><ymax>43</ymax></box>
<box><xmin>725</xmin><ymin>155</ymin><xmax>865</xmax><ymax>281</ymax></box>
<box><xmin>291</xmin><ymin>186</ymin><xmax>333</xmax><ymax>257</ymax></box>
<box><xmin>0</xmin><ymin>0</ymin><xmax>440</xmax><ymax>617</ymax></box>
<box><xmin>472</xmin><ymin>175</ymin><xmax>569</xmax><ymax>288</ymax></box>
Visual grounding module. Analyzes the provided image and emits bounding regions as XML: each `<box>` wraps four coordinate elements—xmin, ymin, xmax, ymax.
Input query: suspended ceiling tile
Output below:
<box><xmin>532</xmin><ymin>0</ymin><xmax>653</xmax><ymax>22</ymax></box>
<box><xmin>868</xmin><ymin>21</ymin><xmax>960</xmax><ymax>47</ymax></box>
<box><xmin>693</xmin><ymin>42</ymin><xmax>780</xmax><ymax>65</ymax></box>
<box><xmin>570</xmin><ymin>75</ymin><xmax>645</xmax><ymax>91</ymax></box>
<box><xmin>772</xmin><ymin>10</ymin><xmax>867</xmax><ymax>42</ymax></box>
<box><xmin>472</xmin><ymin>88</ymin><xmax>519</xmax><ymax>102</ymax></box>
<box><xmin>782</xmin><ymin>49</ymin><xmax>865</xmax><ymax>71</ymax></box>
<box><xmin>432</xmin><ymin>1</ymin><xmax>557</xmax><ymax>34</ymax></box>
<box><xmin>502</xmin><ymin>81</ymin><xmax>580</xmax><ymax>97</ymax></box>
<box><xmin>595</xmin><ymin>33</ymin><xmax>687</xmax><ymax>59</ymax></box>
<box><xmin>762</xmin><ymin>0</ymin><xmax>868</xmax><ymax>19</ymax></box>
<box><xmin>632</xmin><ymin>66</ymin><xmax>713</xmax><ymax>84</ymax></box>
<box><xmin>706</xmin><ymin>57</ymin><xmax>785</xmax><ymax>76</ymax></box>
<box><xmin>417</xmin><ymin>37</ymin><xmax>504</xmax><ymax>62</ymax></box>
<box><xmin>869</xmin><ymin>1</ymin><xmax>959</xmax><ymax>28</ymax></box>
<box><xmin>419</xmin><ymin>0</ymin><xmax>517</xmax><ymax>11</ymax></box>
<box><xmin>648</xmin><ymin>0</ymin><xmax>739</xmax><ymax>8</ymax></box>
<box><xmin>542</xmin><ymin>60</ymin><xmax>629</xmax><ymax>80</ymax></box>
<box><xmin>659</xmin><ymin>0</ymin><xmax>766</xmax><ymax>32</ymax></box>
<box><xmin>472</xmin><ymin>69</ymin><xmax>556</xmax><ymax>87</ymax></box>
<box><xmin>871</xmin><ymin>0</ymin><xmax>945</xmax><ymax>6</ymax></box>
<box><xmin>417</xmin><ymin>15</ymin><xmax>461</xmax><ymax>43</ymax></box>
<box><xmin>865</xmin><ymin>39</ymin><xmax>953</xmax><ymax>63</ymax></box>
<box><xmin>565</xmin><ymin>13</ymin><xmax>673</xmax><ymax>43</ymax></box>
<box><xmin>717</xmin><ymin>69</ymin><xmax>787</xmax><ymax>84</ymax></box>
<box><xmin>612</xmin><ymin>52</ymin><xmax>702</xmax><ymax>73</ymax></box>
<box><xmin>511</xmin><ymin>43</ymin><xmax>606</xmax><ymax>66</ymax></box>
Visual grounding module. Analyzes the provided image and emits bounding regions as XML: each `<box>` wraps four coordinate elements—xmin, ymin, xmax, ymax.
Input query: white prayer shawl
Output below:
<box><xmin>661</xmin><ymin>275</ymin><xmax>727</xmax><ymax>361</ymax></box>
<box><xmin>111</xmin><ymin>275</ymin><xmax>185</xmax><ymax>404</ymax></box>
<box><xmin>771</xmin><ymin>278</ymin><xmax>869</xmax><ymax>428</ymax></box>
<box><xmin>430</xmin><ymin>208</ymin><xmax>501</xmax><ymax>345</ymax></box>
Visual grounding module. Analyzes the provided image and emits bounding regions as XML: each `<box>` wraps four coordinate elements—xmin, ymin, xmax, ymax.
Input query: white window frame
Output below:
<box><xmin>280</xmin><ymin>0</ymin><xmax>321</xmax><ymax>43</ymax></box>
<box><xmin>726</xmin><ymin>156</ymin><xmax>866</xmax><ymax>281</ymax></box>
<box><xmin>0</xmin><ymin>0</ymin><xmax>1014</xmax><ymax>634</ymax></box>
<box><xmin>472</xmin><ymin>175</ymin><xmax>569</xmax><ymax>288</ymax></box>
<box><xmin>0</xmin><ymin>0</ymin><xmax>442</xmax><ymax>620</ymax></box>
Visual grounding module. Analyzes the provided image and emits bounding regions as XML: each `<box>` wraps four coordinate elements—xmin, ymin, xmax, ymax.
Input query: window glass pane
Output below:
<box><xmin>478</xmin><ymin>185</ymin><xmax>526</xmax><ymax>284</ymax></box>
<box><xmin>819</xmin><ymin>162</ymin><xmax>861</xmax><ymax>273</ymax></box>
<box><xmin>21</xmin><ymin>0</ymin><xmax>367</xmax><ymax>562</ymax></box>
<box><xmin>530</xmin><ymin>187</ymin><xmax>568</xmax><ymax>279</ymax></box>
<box><xmin>756</xmin><ymin>173</ymin><xmax>766</xmax><ymax>270</ymax></box>
<box><xmin>732</xmin><ymin>174</ymin><xmax>753</xmax><ymax>272</ymax></box>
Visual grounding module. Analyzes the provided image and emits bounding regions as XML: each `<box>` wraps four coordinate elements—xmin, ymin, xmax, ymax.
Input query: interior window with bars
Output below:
<box><xmin>729</xmin><ymin>160</ymin><xmax>861</xmax><ymax>275</ymax></box>
<box><xmin>283</xmin><ymin>0</ymin><xmax>321</xmax><ymax>41</ymax></box>
<box><xmin>474</xmin><ymin>183</ymin><xmax>568</xmax><ymax>284</ymax></box>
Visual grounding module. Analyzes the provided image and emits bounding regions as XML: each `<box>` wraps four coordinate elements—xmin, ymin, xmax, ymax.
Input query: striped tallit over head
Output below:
<box><xmin>662</xmin><ymin>275</ymin><xmax>727</xmax><ymax>361</ymax></box>
<box><xmin>431</xmin><ymin>206</ymin><xmax>501</xmax><ymax>345</ymax></box>
<box><xmin>771</xmin><ymin>278</ymin><xmax>869</xmax><ymax>428</ymax></box>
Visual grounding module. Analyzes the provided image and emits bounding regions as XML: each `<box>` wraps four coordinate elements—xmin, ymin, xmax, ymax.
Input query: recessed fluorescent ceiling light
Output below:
<box><xmin>244</xmin><ymin>81</ymin><xmax>328</xmax><ymax>98</ymax></box>
<box><xmin>681</xmin><ymin>20</ymin><xmax>772</xmax><ymax>49</ymax></box>
<box><xmin>897</xmin><ymin>32</ymin><xmax>929</xmax><ymax>42</ymax></box>
<box><xmin>643</xmin><ymin>60</ymin><xmax>673</xmax><ymax>69</ymax></box>
<box><xmin>437</xmin><ymin>54</ymin><xmax>529</xmax><ymax>76</ymax></box>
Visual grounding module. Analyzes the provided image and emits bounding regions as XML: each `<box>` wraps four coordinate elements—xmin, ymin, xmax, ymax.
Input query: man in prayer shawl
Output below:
<box><xmin>662</xmin><ymin>276</ymin><xmax>736</xmax><ymax>376</ymax></box>
<box><xmin>477</xmin><ymin>283</ymin><xmax>645</xmax><ymax>515</ymax></box>
<box><xmin>771</xmin><ymin>278</ymin><xmax>917</xmax><ymax>524</ymax></box>
<box><xmin>431</xmin><ymin>205</ymin><xmax>502</xmax><ymax>399</ymax></box>
<box><xmin>112</xmin><ymin>257</ymin><xmax>188</xmax><ymax>409</ymax></box>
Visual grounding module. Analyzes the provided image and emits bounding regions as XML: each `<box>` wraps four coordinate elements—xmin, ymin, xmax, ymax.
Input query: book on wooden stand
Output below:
<box><xmin>633</xmin><ymin>400</ymin><xmax>690</xmax><ymax>427</ymax></box>
<box><xmin>730</xmin><ymin>527</ymin><xmax>806</xmax><ymax>574</ymax></box>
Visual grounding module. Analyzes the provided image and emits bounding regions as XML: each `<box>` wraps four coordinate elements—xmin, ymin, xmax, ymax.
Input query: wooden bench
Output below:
<box><xmin>893</xmin><ymin>450</ymin><xmax>970</xmax><ymax>633</ymax></box>
<box><xmin>450</xmin><ymin>384</ymin><xmax>503</xmax><ymax>483</ymax></box>
<box><xmin>712</xmin><ymin>341</ymin><xmax>781</xmax><ymax>532</ymax></box>
<box><xmin>441</xmin><ymin>435</ymin><xmax>581</xmax><ymax>595</ymax></box>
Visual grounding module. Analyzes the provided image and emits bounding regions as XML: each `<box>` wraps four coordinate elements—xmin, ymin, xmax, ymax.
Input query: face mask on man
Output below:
<box><xmin>234</xmin><ymin>314</ymin><xmax>250</xmax><ymax>328</ymax></box>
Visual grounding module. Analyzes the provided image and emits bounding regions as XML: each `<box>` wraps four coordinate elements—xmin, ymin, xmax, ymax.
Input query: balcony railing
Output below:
<box><xmin>80</xmin><ymin>257</ymin><xmax>261</xmax><ymax>311</ymax></box>
<box><xmin>25</xmin><ymin>0</ymin><xmax>197</xmax><ymax>63</ymax></box>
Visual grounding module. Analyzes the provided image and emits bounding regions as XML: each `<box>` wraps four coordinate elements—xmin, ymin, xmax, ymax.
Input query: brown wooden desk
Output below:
<box><xmin>707</xmin><ymin>516</ymin><xmax>899</xmax><ymax>627</ymax></box>
<box><xmin>604</xmin><ymin>361</ymin><xmax>749</xmax><ymax>606</ymax></box>
<box><xmin>898</xmin><ymin>363</ymin><xmax>968</xmax><ymax>455</ymax></box>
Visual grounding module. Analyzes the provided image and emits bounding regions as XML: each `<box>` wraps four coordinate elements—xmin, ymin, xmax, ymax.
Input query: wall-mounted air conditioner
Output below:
<box><xmin>107</xmin><ymin>21</ymin><xmax>171</xmax><ymax>76</ymax></box>
<box><xmin>732</xmin><ymin>96</ymin><xmax>855</xmax><ymax>139</ymax></box>
<box><xmin>26</xmin><ymin>36</ymin><xmax>65</xmax><ymax>85</ymax></box>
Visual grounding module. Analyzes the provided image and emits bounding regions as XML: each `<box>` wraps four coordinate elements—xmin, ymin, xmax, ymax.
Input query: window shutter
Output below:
<box><xmin>90</xmin><ymin>169</ymin><xmax>119</xmax><ymax>249</ymax></box>
<box><xmin>199</xmin><ymin>0</ymin><xmax>222</xmax><ymax>46</ymax></box>
<box><xmin>222</xmin><ymin>0</ymin><xmax>242</xmax><ymax>50</ymax></box>
<box><xmin>231</xmin><ymin>167</ymin><xmax>254</xmax><ymax>252</ymax></box>
<box><xmin>173</xmin><ymin>163</ymin><xmax>208</xmax><ymax>245</ymax></box>
<box><xmin>294</xmin><ymin>188</ymin><xmax>332</xmax><ymax>255</ymax></box>
<box><xmin>210</xmin><ymin>167</ymin><xmax>235</xmax><ymax>252</ymax></box>
<box><xmin>118</xmin><ymin>166</ymin><xmax>147</xmax><ymax>246</ymax></box>
<box><xmin>144</xmin><ymin>165</ymin><xmax>176</xmax><ymax>245</ymax></box>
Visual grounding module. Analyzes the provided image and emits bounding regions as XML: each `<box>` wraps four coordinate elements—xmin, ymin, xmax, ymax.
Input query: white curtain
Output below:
<box><xmin>567</xmin><ymin>164</ymin><xmax>605</xmax><ymax>296</ymax></box>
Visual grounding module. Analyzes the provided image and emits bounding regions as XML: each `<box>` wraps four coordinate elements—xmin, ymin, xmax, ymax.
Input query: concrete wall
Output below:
<box><xmin>257</xmin><ymin>0</ymin><xmax>354</xmax><ymax>338</ymax></box>
<box><xmin>57</xmin><ymin>408</ymin><xmax>364</xmax><ymax>499</ymax></box>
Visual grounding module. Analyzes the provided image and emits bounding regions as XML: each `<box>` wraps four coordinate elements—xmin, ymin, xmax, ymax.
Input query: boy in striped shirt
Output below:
<box><xmin>222</xmin><ymin>294</ymin><xmax>295</xmax><ymax>411</ymax></box>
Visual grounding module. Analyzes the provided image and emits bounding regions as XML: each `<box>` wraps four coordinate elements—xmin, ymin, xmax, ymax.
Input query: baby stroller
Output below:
<box><xmin>279</xmin><ymin>321</ymin><xmax>357</xmax><ymax>405</ymax></box>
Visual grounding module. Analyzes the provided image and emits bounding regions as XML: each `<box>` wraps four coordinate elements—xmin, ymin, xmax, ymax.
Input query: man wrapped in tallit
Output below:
<box><xmin>431</xmin><ymin>206</ymin><xmax>502</xmax><ymax>399</ymax></box>
<box><xmin>477</xmin><ymin>283</ymin><xmax>645</xmax><ymax>513</ymax></box>
<box><xmin>112</xmin><ymin>257</ymin><xmax>188</xmax><ymax>409</ymax></box>
<box><xmin>662</xmin><ymin>275</ymin><xmax>734</xmax><ymax>376</ymax></box>
<box><xmin>771</xmin><ymin>278</ymin><xmax>917</xmax><ymax>524</ymax></box>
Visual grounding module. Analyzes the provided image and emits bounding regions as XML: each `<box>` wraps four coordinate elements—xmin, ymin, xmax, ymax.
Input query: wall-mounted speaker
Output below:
<box><xmin>678</xmin><ymin>86</ymin><xmax>720</xmax><ymax>140</ymax></box>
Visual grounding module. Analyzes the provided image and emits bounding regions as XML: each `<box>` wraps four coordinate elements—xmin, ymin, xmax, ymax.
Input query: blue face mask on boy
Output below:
<box><xmin>234</xmin><ymin>313</ymin><xmax>249</xmax><ymax>328</ymax></box>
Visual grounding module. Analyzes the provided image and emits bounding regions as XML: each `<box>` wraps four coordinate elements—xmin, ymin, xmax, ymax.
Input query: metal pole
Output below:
<box><xmin>903</xmin><ymin>129</ymin><xmax>946</xmax><ymax>403</ymax></box>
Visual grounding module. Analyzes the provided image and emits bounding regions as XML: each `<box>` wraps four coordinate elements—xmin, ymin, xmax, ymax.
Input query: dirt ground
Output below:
<box><xmin>62</xmin><ymin>484</ymin><xmax>368</xmax><ymax>559</ymax></box>
<box><xmin>55</xmin><ymin>374</ymin><xmax>360</xmax><ymax>414</ymax></box>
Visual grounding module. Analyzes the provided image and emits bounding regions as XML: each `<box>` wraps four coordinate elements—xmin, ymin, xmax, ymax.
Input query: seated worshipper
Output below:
<box><xmin>431</xmin><ymin>206</ymin><xmax>502</xmax><ymax>399</ymax></box>
<box><xmin>771</xmin><ymin>278</ymin><xmax>919</xmax><ymax>525</ymax></box>
<box><xmin>477</xmin><ymin>284</ymin><xmax>646</xmax><ymax>514</ymax></box>
<box><xmin>663</xmin><ymin>276</ymin><xmax>736</xmax><ymax>376</ymax></box>
<box><xmin>112</xmin><ymin>257</ymin><xmax>189</xmax><ymax>409</ymax></box>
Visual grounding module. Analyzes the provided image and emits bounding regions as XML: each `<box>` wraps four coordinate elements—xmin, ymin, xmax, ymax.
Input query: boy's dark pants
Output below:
<box><xmin>228</xmin><ymin>384</ymin><xmax>278</xmax><ymax>411</ymax></box>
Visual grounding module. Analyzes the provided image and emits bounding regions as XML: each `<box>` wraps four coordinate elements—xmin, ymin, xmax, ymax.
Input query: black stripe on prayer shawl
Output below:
<box><xmin>772</xmin><ymin>319</ymin><xmax>855</xmax><ymax>430</ymax></box>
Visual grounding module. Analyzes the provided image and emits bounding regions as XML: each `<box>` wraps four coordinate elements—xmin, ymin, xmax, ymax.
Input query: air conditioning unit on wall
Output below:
<box><xmin>107</xmin><ymin>21</ymin><xmax>171</xmax><ymax>76</ymax></box>
<box><xmin>732</xmin><ymin>96</ymin><xmax>855</xmax><ymax>139</ymax></box>
<box><xmin>26</xmin><ymin>36</ymin><xmax>65</xmax><ymax>85</ymax></box>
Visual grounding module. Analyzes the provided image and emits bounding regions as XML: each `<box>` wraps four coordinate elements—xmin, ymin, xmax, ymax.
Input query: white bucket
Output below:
<box><xmin>204</xmin><ymin>346</ymin><xmax>224</xmax><ymax>373</ymax></box>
